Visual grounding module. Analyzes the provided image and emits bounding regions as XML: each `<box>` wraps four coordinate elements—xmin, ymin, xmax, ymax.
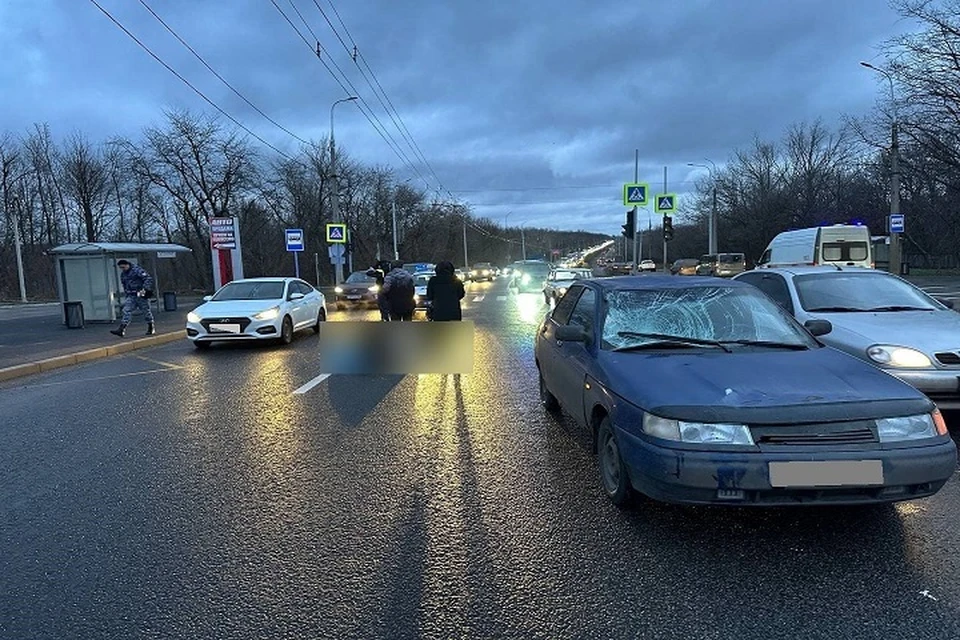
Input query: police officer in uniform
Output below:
<box><xmin>111</xmin><ymin>260</ymin><xmax>156</xmax><ymax>337</ymax></box>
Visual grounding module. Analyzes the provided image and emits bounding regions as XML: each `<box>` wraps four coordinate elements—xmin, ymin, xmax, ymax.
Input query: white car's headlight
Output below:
<box><xmin>867</xmin><ymin>345</ymin><xmax>932</xmax><ymax>368</ymax></box>
<box><xmin>187</xmin><ymin>311</ymin><xmax>201</xmax><ymax>323</ymax></box>
<box><xmin>643</xmin><ymin>414</ymin><xmax>754</xmax><ymax>445</ymax></box>
<box><xmin>559</xmin><ymin>287</ymin><xmax>567</xmax><ymax>295</ymax></box>
<box><xmin>253</xmin><ymin>307</ymin><xmax>280</xmax><ymax>321</ymax></box>
<box><xmin>368</xmin><ymin>285</ymin><xmax>379</xmax><ymax>292</ymax></box>
<box><xmin>876</xmin><ymin>414</ymin><xmax>938</xmax><ymax>442</ymax></box>
<box><xmin>334</xmin><ymin>286</ymin><xmax>343</xmax><ymax>293</ymax></box>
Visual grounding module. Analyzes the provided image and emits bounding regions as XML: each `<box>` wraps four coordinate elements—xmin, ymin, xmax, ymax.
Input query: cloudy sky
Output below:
<box><xmin>0</xmin><ymin>0</ymin><xmax>910</xmax><ymax>234</ymax></box>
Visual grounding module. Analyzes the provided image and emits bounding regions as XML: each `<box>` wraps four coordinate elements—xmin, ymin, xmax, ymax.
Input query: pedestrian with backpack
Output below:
<box><xmin>381</xmin><ymin>261</ymin><xmax>416</xmax><ymax>321</ymax></box>
<box><xmin>111</xmin><ymin>260</ymin><xmax>156</xmax><ymax>337</ymax></box>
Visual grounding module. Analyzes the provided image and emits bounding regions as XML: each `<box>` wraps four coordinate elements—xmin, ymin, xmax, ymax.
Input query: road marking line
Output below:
<box><xmin>294</xmin><ymin>373</ymin><xmax>331</xmax><ymax>395</ymax></box>
<box><xmin>16</xmin><ymin>368</ymin><xmax>180</xmax><ymax>389</ymax></box>
<box><xmin>134</xmin><ymin>355</ymin><xmax>182</xmax><ymax>369</ymax></box>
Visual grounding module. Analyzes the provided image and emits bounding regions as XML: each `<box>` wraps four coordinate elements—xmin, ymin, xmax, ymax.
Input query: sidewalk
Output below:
<box><xmin>0</xmin><ymin>298</ymin><xmax>201</xmax><ymax>370</ymax></box>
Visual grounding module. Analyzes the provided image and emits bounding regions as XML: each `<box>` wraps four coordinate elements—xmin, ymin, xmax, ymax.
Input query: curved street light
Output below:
<box><xmin>329</xmin><ymin>96</ymin><xmax>358</xmax><ymax>285</ymax></box>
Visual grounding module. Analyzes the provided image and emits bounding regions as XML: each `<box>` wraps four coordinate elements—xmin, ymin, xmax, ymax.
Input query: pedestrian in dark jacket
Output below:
<box><xmin>381</xmin><ymin>261</ymin><xmax>416</xmax><ymax>321</ymax></box>
<box><xmin>366</xmin><ymin>261</ymin><xmax>391</xmax><ymax>321</ymax></box>
<box><xmin>111</xmin><ymin>260</ymin><xmax>156</xmax><ymax>337</ymax></box>
<box><xmin>425</xmin><ymin>261</ymin><xmax>465</xmax><ymax>321</ymax></box>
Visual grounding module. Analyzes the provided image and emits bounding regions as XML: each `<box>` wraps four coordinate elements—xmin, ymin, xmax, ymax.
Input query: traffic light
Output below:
<box><xmin>663</xmin><ymin>216</ymin><xmax>674</xmax><ymax>241</ymax></box>
<box><xmin>621</xmin><ymin>208</ymin><xmax>636</xmax><ymax>239</ymax></box>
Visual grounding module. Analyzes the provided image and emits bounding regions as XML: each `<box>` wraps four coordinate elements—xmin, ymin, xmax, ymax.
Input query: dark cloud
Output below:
<box><xmin>0</xmin><ymin>0</ymin><xmax>904</xmax><ymax>232</ymax></box>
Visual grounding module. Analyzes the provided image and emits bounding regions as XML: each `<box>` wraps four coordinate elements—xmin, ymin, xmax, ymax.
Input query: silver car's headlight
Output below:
<box><xmin>876</xmin><ymin>414</ymin><xmax>938</xmax><ymax>442</ymax></box>
<box><xmin>253</xmin><ymin>306</ymin><xmax>280</xmax><ymax>321</ymax></box>
<box><xmin>187</xmin><ymin>311</ymin><xmax>201</xmax><ymax>323</ymax></box>
<box><xmin>866</xmin><ymin>345</ymin><xmax>932</xmax><ymax>368</ymax></box>
<box><xmin>643</xmin><ymin>414</ymin><xmax>754</xmax><ymax>445</ymax></box>
<box><xmin>559</xmin><ymin>287</ymin><xmax>567</xmax><ymax>295</ymax></box>
<box><xmin>334</xmin><ymin>286</ymin><xmax>343</xmax><ymax>294</ymax></box>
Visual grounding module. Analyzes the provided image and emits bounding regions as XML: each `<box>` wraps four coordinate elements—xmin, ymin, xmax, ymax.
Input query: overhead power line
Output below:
<box><xmin>137</xmin><ymin>0</ymin><xmax>311</xmax><ymax>146</ymax></box>
<box><xmin>270</xmin><ymin>0</ymin><xmax>434</xmax><ymax>191</ymax></box>
<box><xmin>313</xmin><ymin>0</ymin><xmax>446</xmax><ymax>196</ymax></box>
<box><xmin>89</xmin><ymin>0</ymin><xmax>294</xmax><ymax>159</ymax></box>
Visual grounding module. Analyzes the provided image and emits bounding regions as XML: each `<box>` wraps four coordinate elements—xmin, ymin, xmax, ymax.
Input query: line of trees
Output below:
<box><xmin>0</xmin><ymin>111</ymin><xmax>608</xmax><ymax>300</ymax></box>
<box><xmin>638</xmin><ymin>1</ymin><xmax>960</xmax><ymax>270</ymax></box>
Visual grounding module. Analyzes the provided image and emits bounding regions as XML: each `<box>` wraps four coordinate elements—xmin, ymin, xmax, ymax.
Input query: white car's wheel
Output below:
<box><xmin>279</xmin><ymin>316</ymin><xmax>294</xmax><ymax>345</ymax></box>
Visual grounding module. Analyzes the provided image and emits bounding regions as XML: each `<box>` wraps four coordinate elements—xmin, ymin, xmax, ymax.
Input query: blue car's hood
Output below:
<box><xmin>598</xmin><ymin>347</ymin><xmax>932</xmax><ymax>424</ymax></box>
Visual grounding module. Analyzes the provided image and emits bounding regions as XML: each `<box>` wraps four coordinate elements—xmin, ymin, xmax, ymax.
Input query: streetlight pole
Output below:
<box><xmin>330</xmin><ymin>96</ymin><xmax>358</xmax><ymax>285</ymax></box>
<box><xmin>688</xmin><ymin>159</ymin><xmax>718</xmax><ymax>254</ymax></box>
<box><xmin>861</xmin><ymin>61</ymin><xmax>901</xmax><ymax>275</ymax></box>
<box><xmin>391</xmin><ymin>199</ymin><xmax>399</xmax><ymax>262</ymax></box>
<box><xmin>462</xmin><ymin>215</ymin><xmax>469</xmax><ymax>267</ymax></box>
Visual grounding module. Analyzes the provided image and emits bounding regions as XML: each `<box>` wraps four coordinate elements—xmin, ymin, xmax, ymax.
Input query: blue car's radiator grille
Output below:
<box><xmin>752</xmin><ymin>424</ymin><xmax>877</xmax><ymax>445</ymax></box>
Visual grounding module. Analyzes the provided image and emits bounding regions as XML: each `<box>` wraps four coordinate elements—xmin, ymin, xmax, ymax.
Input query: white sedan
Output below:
<box><xmin>186</xmin><ymin>277</ymin><xmax>326</xmax><ymax>348</ymax></box>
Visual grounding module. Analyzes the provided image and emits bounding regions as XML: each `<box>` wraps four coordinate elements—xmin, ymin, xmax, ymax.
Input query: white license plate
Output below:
<box><xmin>769</xmin><ymin>460</ymin><xmax>884</xmax><ymax>487</ymax></box>
<box><xmin>347</xmin><ymin>295</ymin><xmax>361</xmax><ymax>300</ymax></box>
<box><xmin>209</xmin><ymin>323</ymin><xmax>241</xmax><ymax>334</ymax></box>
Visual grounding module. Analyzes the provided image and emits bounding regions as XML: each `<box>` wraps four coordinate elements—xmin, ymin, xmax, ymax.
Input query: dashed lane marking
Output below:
<box><xmin>293</xmin><ymin>373</ymin><xmax>331</xmax><ymax>395</ymax></box>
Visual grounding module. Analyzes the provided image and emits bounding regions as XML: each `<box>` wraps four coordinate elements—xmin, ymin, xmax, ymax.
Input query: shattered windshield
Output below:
<box><xmin>601</xmin><ymin>286</ymin><xmax>815</xmax><ymax>350</ymax></box>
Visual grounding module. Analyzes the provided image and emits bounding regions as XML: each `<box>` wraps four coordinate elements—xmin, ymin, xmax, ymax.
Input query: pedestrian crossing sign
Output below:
<box><xmin>326</xmin><ymin>223</ymin><xmax>347</xmax><ymax>243</ymax></box>
<box><xmin>623</xmin><ymin>183</ymin><xmax>649</xmax><ymax>206</ymax></box>
<box><xmin>655</xmin><ymin>194</ymin><xmax>677</xmax><ymax>213</ymax></box>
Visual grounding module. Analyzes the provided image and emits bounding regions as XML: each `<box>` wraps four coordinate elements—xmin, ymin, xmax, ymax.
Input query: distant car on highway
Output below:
<box><xmin>735</xmin><ymin>265</ymin><xmax>960</xmax><ymax>408</ymax></box>
<box><xmin>639</xmin><ymin>260</ymin><xmax>657</xmax><ymax>272</ymax></box>
<box><xmin>470</xmin><ymin>263</ymin><xmax>496</xmax><ymax>282</ymax></box>
<box><xmin>534</xmin><ymin>276</ymin><xmax>956</xmax><ymax>507</ymax></box>
<box><xmin>333</xmin><ymin>271</ymin><xmax>379</xmax><ymax>310</ymax></box>
<box><xmin>186</xmin><ymin>277</ymin><xmax>325</xmax><ymax>348</ymax></box>
<box><xmin>412</xmin><ymin>271</ymin><xmax>434</xmax><ymax>311</ymax></box>
<box><xmin>511</xmin><ymin>260</ymin><xmax>552</xmax><ymax>293</ymax></box>
<box><xmin>454</xmin><ymin>268</ymin><xmax>468</xmax><ymax>283</ymax></box>
<box><xmin>543</xmin><ymin>267</ymin><xmax>594</xmax><ymax>304</ymax></box>
<box><xmin>671</xmin><ymin>258</ymin><xmax>699</xmax><ymax>276</ymax></box>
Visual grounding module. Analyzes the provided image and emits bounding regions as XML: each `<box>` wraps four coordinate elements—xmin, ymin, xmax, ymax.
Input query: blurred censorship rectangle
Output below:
<box><xmin>318</xmin><ymin>321</ymin><xmax>474</xmax><ymax>374</ymax></box>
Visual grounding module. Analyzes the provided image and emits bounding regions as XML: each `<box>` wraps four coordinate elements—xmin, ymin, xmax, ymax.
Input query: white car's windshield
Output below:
<box><xmin>795</xmin><ymin>273</ymin><xmax>939</xmax><ymax>312</ymax></box>
<box><xmin>601</xmin><ymin>286</ymin><xmax>815</xmax><ymax>350</ymax></box>
<box><xmin>213</xmin><ymin>281</ymin><xmax>285</xmax><ymax>301</ymax></box>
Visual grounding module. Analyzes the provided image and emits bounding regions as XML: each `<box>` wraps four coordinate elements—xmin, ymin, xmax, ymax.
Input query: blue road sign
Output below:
<box><xmin>286</xmin><ymin>228</ymin><xmax>304</xmax><ymax>252</ymax></box>
<box><xmin>655</xmin><ymin>193</ymin><xmax>677</xmax><ymax>213</ymax></box>
<box><xmin>623</xmin><ymin>183</ymin><xmax>649</xmax><ymax>206</ymax></box>
<box><xmin>889</xmin><ymin>214</ymin><xmax>905</xmax><ymax>234</ymax></box>
<box><xmin>326</xmin><ymin>223</ymin><xmax>347</xmax><ymax>243</ymax></box>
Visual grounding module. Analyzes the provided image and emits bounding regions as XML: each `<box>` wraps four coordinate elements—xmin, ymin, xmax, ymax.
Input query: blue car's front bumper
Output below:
<box><xmin>616</xmin><ymin>428</ymin><xmax>957</xmax><ymax>506</ymax></box>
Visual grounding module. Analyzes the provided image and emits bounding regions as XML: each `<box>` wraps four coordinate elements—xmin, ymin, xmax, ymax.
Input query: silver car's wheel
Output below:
<box><xmin>598</xmin><ymin>418</ymin><xmax>632</xmax><ymax>506</ymax></box>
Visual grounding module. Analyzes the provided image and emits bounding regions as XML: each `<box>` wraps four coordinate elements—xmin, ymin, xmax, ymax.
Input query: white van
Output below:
<box><xmin>757</xmin><ymin>225</ymin><xmax>873</xmax><ymax>269</ymax></box>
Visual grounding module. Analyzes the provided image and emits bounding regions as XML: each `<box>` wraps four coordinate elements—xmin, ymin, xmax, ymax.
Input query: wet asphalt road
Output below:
<box><xmin>2</xmin><ymin>278</ymin><xmax>960</xmax><ymax>639</ymax></box>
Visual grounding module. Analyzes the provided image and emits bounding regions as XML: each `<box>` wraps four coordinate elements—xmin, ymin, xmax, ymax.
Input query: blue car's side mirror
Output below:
<box><xmin>804</xmin><ymin>319</ymin><xmax>832</xmax><ymax>337</ymax></box>
<box><xmin>556</xmin><ymin>324</ymin><xmax>588</xmax><ymax>343</ymax></box>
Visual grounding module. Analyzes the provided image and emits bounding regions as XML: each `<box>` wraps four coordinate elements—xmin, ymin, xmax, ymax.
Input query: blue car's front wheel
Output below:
<box><xmin>598</xmin><ymin>418</ymin><xmax>632</xmax><ymax>506</ymax></box>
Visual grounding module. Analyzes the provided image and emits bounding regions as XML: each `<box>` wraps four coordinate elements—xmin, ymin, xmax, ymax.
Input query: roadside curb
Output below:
<box><xmin>0</xmin><ymin>331</ymin><xmax>184</xmax><ymax>383</ymax></box>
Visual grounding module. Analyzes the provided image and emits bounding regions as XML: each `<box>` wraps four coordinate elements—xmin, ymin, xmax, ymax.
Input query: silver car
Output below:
<box><xmin>734</xmin><ymin>266</ymin><xmax>960</xmax><ymax>408</ymax></box>
<box><xmin>543</xmin><ymin>268</ymin><xmax>594</xmax><ymax>304</ymax></box>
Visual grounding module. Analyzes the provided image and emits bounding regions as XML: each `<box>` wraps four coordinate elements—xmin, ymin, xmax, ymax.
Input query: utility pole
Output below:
<box><xmin>314</xmin><ymin>252</ymin><xmax>320</xmax><ymax>286</ymax></box>
<box><xmin>391</xmin><ymin>199</ymin><xmax>399</xmax><ymax>261</ymax></box>
<box><xmin>662</xmin><ymin>166</ymin><xmax>668</xmax><ymax>273</ymax></box>
<box><xmin>709</xmin><ymin>183</ymin><xmax>718</xmax><ymax>254</ymax></box>
<box><xmin>889</xmin><ymin>121</ymin><xmax>902</xmax><ymax>275</ymax></box>
<box><xmin>521</xmin><ymin>227</ymin><xmax>527</xmax><ymax>260</ymax></box>
<box><xmin>462</xmin><ymin>216</ymin><xmax>469</xmax><ymax>267</ymax></box>
<box><xmin>11</xmin><ymin>196</ymin><xmax>27</xmax><ymax>302</ymax></box>
<box><xmin>632</xmin><ymin>149</ymin><xmax>640</xmax><ymax>274</ymax></box>
<box><xmin>330</xmin><ymin>96</ymin><xmax>357</xmax><ymax>285</ymax></box>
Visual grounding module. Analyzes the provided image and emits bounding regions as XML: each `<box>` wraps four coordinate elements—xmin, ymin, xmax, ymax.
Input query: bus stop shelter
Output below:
<box><xmin>47</xmin><ymin>242</ymin><xmax>192</xmax><ymax>324</ymax></box>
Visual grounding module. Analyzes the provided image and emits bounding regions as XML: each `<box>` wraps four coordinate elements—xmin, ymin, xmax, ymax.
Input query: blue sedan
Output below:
<box><xmin>534</xmin><ymin>276</ymin><xmax>956</xmax><ymax>507</ymax></box>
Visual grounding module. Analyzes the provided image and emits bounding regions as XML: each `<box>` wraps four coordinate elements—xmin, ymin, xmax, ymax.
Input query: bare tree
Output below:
<box><xmin>62</xmin><ymin>133</ymin><xmax>109</xmax><ymax>242</ymax></box>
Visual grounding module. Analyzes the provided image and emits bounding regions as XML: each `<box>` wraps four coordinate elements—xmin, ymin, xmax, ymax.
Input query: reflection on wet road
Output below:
<box><xmin>1</xmin><ymin>278</ymin><xmax>960</xmax><ymax>638</ymax></box>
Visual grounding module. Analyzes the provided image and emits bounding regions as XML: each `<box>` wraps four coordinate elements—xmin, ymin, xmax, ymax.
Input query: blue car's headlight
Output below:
<box><xmin>643</xmin><ymin>414</ymin><xmax>754</xmax><ymax>445</ymax></box>
<box><xmin>876</xmin><ymin>414</ymin><xmax>938</xmax><ymax>442</ymax></box>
